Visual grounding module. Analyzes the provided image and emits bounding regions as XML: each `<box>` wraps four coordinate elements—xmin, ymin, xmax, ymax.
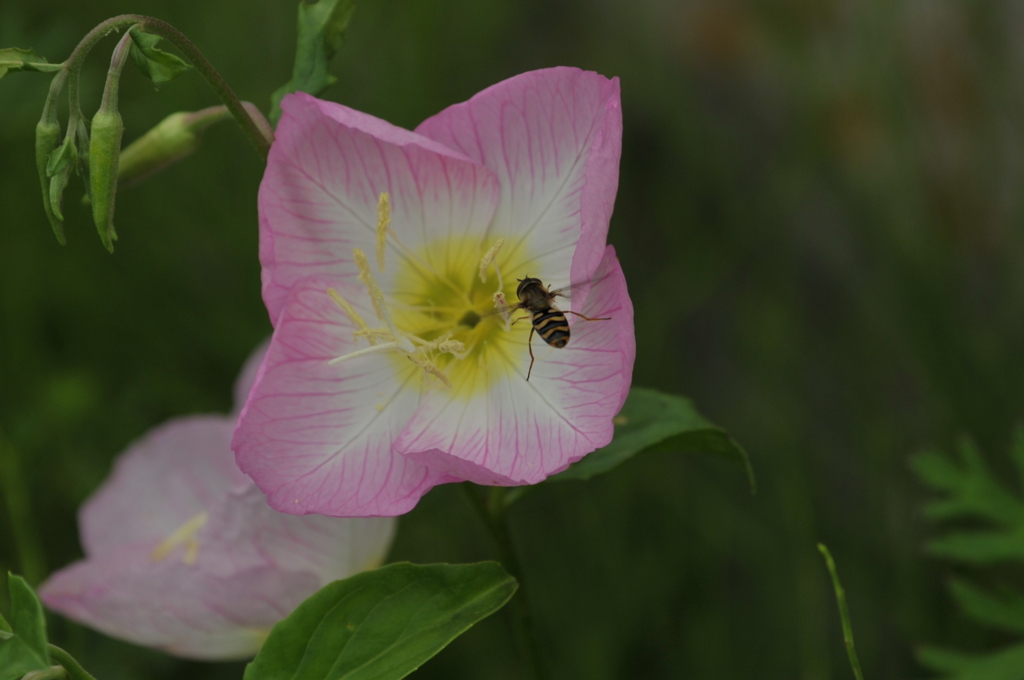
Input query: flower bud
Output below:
<box><xmin>36</xmin><ymin>70</ymin><xmax>67</xmax><ymax>244</ymax></box>
<box><xmin>88</xmin><ymin>30</ymin><xmax>133</xmax><ymax>253</ymax></box>
<box><xmin>117</xmin><ymin>107</ymin><xmax>230</xmax><ymax>188</ymax></box>
<box><xmin>89</xmin><ymin>108</ymin><xmax>124</xmax><ymax>252</ymax></box>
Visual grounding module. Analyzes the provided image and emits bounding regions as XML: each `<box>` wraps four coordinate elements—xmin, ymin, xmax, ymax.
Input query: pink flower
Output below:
<box><xmin>233</xmin><ymin>67</ymin><xmax>635</xmax><ymax>518</ymax></box>
<box><xmin>39</xmin><ymin>343</ymin><xmax>396</xmax><ymax>660</ymax></box>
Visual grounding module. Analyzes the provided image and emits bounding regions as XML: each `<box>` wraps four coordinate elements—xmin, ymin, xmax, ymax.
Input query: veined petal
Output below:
<box><xmin>232</xmin><ymin>276</ymin><xmax>456</xmax><ymax>517</ymax></box>
<box><xmin>39</xmin><ymin>547</ymin><xmax>318</xmax><ymax>660</ymax></box>
<box><xmin>415</xmin><ymin>67</ymin><xmax>623</xmax><ymax>302</ymax></box>
<box><xmin>395</xmin><ymin>246</ymin><xmax>634</xmax><ymax>484</ymax></box>
<box><xmin>209</xmin><ymin>485</ymin><xmax>395</xmax><ymax>580</ymax></box>
<box><xmin>80</xmin><ymin>417</ymin><xmax>249</xmax><ymax>556</ymax></box>
<box><xmin>260</xmin><ymin>93</ymin><xmax>501</xmax><ymax>321</ymax></box>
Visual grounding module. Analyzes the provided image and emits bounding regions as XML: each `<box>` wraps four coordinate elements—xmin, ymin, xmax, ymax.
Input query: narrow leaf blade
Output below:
<box><xmin>245</xmin><ymin>562</ymin><xmax>516</xmax><ymax>680</ymax></box>
<box><xmin>548</xmin><ymin>387</ymin><xmax>755</xmax><ymax>491</ymax></box>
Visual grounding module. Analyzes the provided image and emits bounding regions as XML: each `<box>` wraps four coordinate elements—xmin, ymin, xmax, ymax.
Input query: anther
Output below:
<box><xmin>375</xmin><ymin>192</ymin><xmax>390</xmax><ymax>272</ymax></box>
<box><xmin>328</xmin><ymin>288</ymin><xmax>377</xmax><ymax>345</ymax></box>
<box><xmin>409</xmin><ymin>353</ymin><xmax>452</xmax><ymax>388</ymax></box>
<box><xmin>354</xmin><ymin>248</ymin><xmax>415</xmax><ymax>353</ymax></box>
<box><xmin>438</xmin><ymin>338</ymin><xmax>469</xmax><ymax>360</ymax></box>
<box><xmin>151</xmin><ymin>512</ymin><xmax>207</xmax><ymax>563</ymax></box>
<box><xmin>479</xmin><ymin>238</ymin><xmax>505</xmax><ymax>286</ymax></box>
<box><xmin>353</xmin><ymin>327</ymin><xmax>393</xmax><ymax>343</ymax></box>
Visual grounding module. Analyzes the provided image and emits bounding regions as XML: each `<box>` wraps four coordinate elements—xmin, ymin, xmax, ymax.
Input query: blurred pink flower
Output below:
<box><xmin>39</xmin><ymin>343</ymin><xmax>396</xmax><ymax>660</ymax></box>
<box><xmin>233</xmin><ymin>67</ymin><xmax>635</xmax><ymax>518</ymax></box>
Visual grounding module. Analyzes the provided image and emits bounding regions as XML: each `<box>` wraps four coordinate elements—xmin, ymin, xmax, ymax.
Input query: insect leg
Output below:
<box><xmin>564</xmin><ymin>310</ymin><xmax>611</xmax><ymax>322</ymax></box>
<box><xmin>510</xmin><ymin>315</ymin><xmax>531</xmax><ymax>326</ymax></box>
<box><xmin>526</xmin><ymin>326</ymin><xmax>536</xmax><ymax>381</ymax></box>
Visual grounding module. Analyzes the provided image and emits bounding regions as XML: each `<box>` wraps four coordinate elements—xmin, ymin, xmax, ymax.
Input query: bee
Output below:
<box><xmin>511</xmin><ymin>276</ymin><xmax>610</xmax><ymax>381</ymax></box>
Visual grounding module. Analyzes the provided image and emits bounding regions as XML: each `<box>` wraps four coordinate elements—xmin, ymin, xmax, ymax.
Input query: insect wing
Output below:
<box><xmin>547</xmin><ymin>267</ymin><xmax>618</xmax><ymax>302</ymax></box>
<box><xmin>477</xmin><ymin>269</ymin><xmax>615</xmax><ymax>320</ymax></box>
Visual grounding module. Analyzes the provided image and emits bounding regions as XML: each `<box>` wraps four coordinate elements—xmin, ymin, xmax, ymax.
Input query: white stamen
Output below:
<box><xmin>329</xmin><ymin>340</ymin><xmax>404</xmax><ymax>365</ymax></box>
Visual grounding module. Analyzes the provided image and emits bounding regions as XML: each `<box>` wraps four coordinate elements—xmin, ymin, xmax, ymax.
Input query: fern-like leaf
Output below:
<box><xmin>913</xmin><ymin>427</ymin><xmax>1024</xmax><ymax>679</ymax></box>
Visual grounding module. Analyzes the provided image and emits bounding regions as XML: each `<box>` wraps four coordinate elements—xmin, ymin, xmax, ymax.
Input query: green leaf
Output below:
<box><xmin>0</xmin><ymin>574</ymin><xmax>50</xmax><ymax>680</ymax></box>
<box><xmin>927</xmin><ymin>527</ymin><xmax>1024</xmax><ymax>564</ymax></box>
<box><xmin>948</xmin><ymin>579</ymin><xmax>1024</xmax><ymax>634</ymax></box>
<box><xmin>547</xmin><ymin>387</ymin><xmax>755</xmax><ymax>492</ymax></box>
<box><xmin>45</xmin><ymin>137</ymin><xmax>77</xmax><ymax>222</ymax></box>
<box><xmin>128</xmin><ymin>28</ymin><xmax>192</xmax><ymax>87</ymax></box>
<box><xmin>0</xmin><ymin>48</ymin><xmax>63</xmax><ymax>79</ymax></box>
<box><xmin>912</xmin><ymin>440</ymin><xmax>1024</xmax><ymax>526</ymax></box>
<box><xmin>270</xmin><ymin>0</ymin><xmax>356</xmax><ymax>123</ymax></box>
<box><xmin>915</xmin><ymin>435</ymin><xmax>1024</xmax><ymax>678</ymax></box>
<box><xmin>918</xmin><ymin>642</ymin><xmax>1024</xmax><ymax>680</ymax></box>
<box><xmin>1012</xmin><ymin>425</ymin><xmax>1024</xmax><ymax>493</ymax></box>
<box><xmin>912</xmin><ymin>438</ymin><xmax>1024</xmax><ymax>565</ymax></box>
<box><xmin>45</xmin><ymin>136</ymin><xmax>76</xmax><ymax>179</ymax></box>
<box><xmin>245</xmin><ymin>561</ymin><xmax>516</xmax><ymax>680</ymax></box>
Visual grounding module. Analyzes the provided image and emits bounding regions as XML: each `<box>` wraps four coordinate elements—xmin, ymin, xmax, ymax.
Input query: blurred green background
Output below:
<box><xmin>3</xmin><ymin>0</ymin><xmax>1024</xmax><ymax>678</ymax></box>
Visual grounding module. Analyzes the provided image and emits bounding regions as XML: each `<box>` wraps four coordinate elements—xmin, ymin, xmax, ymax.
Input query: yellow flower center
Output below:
<box><xmin>328</xmin><ymin>193</ymin><xmax>537</xmax><ymax>399</ymax></box>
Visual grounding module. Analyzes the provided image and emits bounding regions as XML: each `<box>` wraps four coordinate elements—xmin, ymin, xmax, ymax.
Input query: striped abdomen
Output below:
<box><xmin>532</xmin><ymin>308</ymin><xmax>570</xmax><ymax>348</ymax></box>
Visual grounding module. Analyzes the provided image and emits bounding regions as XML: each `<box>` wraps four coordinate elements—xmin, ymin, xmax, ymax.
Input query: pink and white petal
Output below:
<box><xmin>232</xmin><ymin>276</ymin><xmax>455</xmax><ymax>517</ymax></box>
<box><xmin>80</xmin><ymin>417</ymin><xmax>249</xmax><ymax>557</ymax></box>
<box><xmin>415</xmin><ymin>67</ymin><xmax>622</xmax><ymax>299</ymax></box>
<box><xmin>39</xmin><ymin>549</ymin><xmax>318</xmax><ymax>661</ymax></box>
<box><xmin>583</xmin><ymin>245</ymin><xmax>635</xmax><ymax>411</ymax></box>
<box><xmin>232</xmin><ymin>337</ymin><xmax>272</xmax><ymax>415</ymax></box>
<box><xmin>208</xmin><ymin>485</ymin><xmax>396</xmax><ymax>581</ymax></box>
<box><xmin>395</xmin><ymin>247</ymin><xmax>634</xmax><ymax>484</ymax></box>
<box><xmin>260</xmin><ymin>93</ymin><xmax>500</xmax><ymax>321</ymax></box>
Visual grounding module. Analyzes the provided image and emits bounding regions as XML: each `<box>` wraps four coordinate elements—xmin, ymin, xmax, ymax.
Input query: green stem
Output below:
<box><xmin>48</xmin><ymin>645</ymin><xmax>98</xmax><ymax>680</ymax></box>
<box><xmin>60</xmin><ymin>14</ymin><xmax>270</xmax><ymax>159</ymax></box>
<box><xmin>99</xmin><ymin>32</ymin><xmax>134</xmax><ymax>112</ymax></box>
<box><xmin>817</xmin><ymin>543</ymin><xmax>865</xmax><ymax>680</ymax></box>
<box><xmin>0</xmin><ymin>431</ymin><xmax>46</xmax><ymax>585</ymax></box>
<box><xmin>462</xmin><ymin>484</ymin><xmax>549</xmax><ymax>680</ymax></box>
<box><xmin>40</xmin><ymin>70</ymin><xmax>68</xmax><ymax>125</ymax></box>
